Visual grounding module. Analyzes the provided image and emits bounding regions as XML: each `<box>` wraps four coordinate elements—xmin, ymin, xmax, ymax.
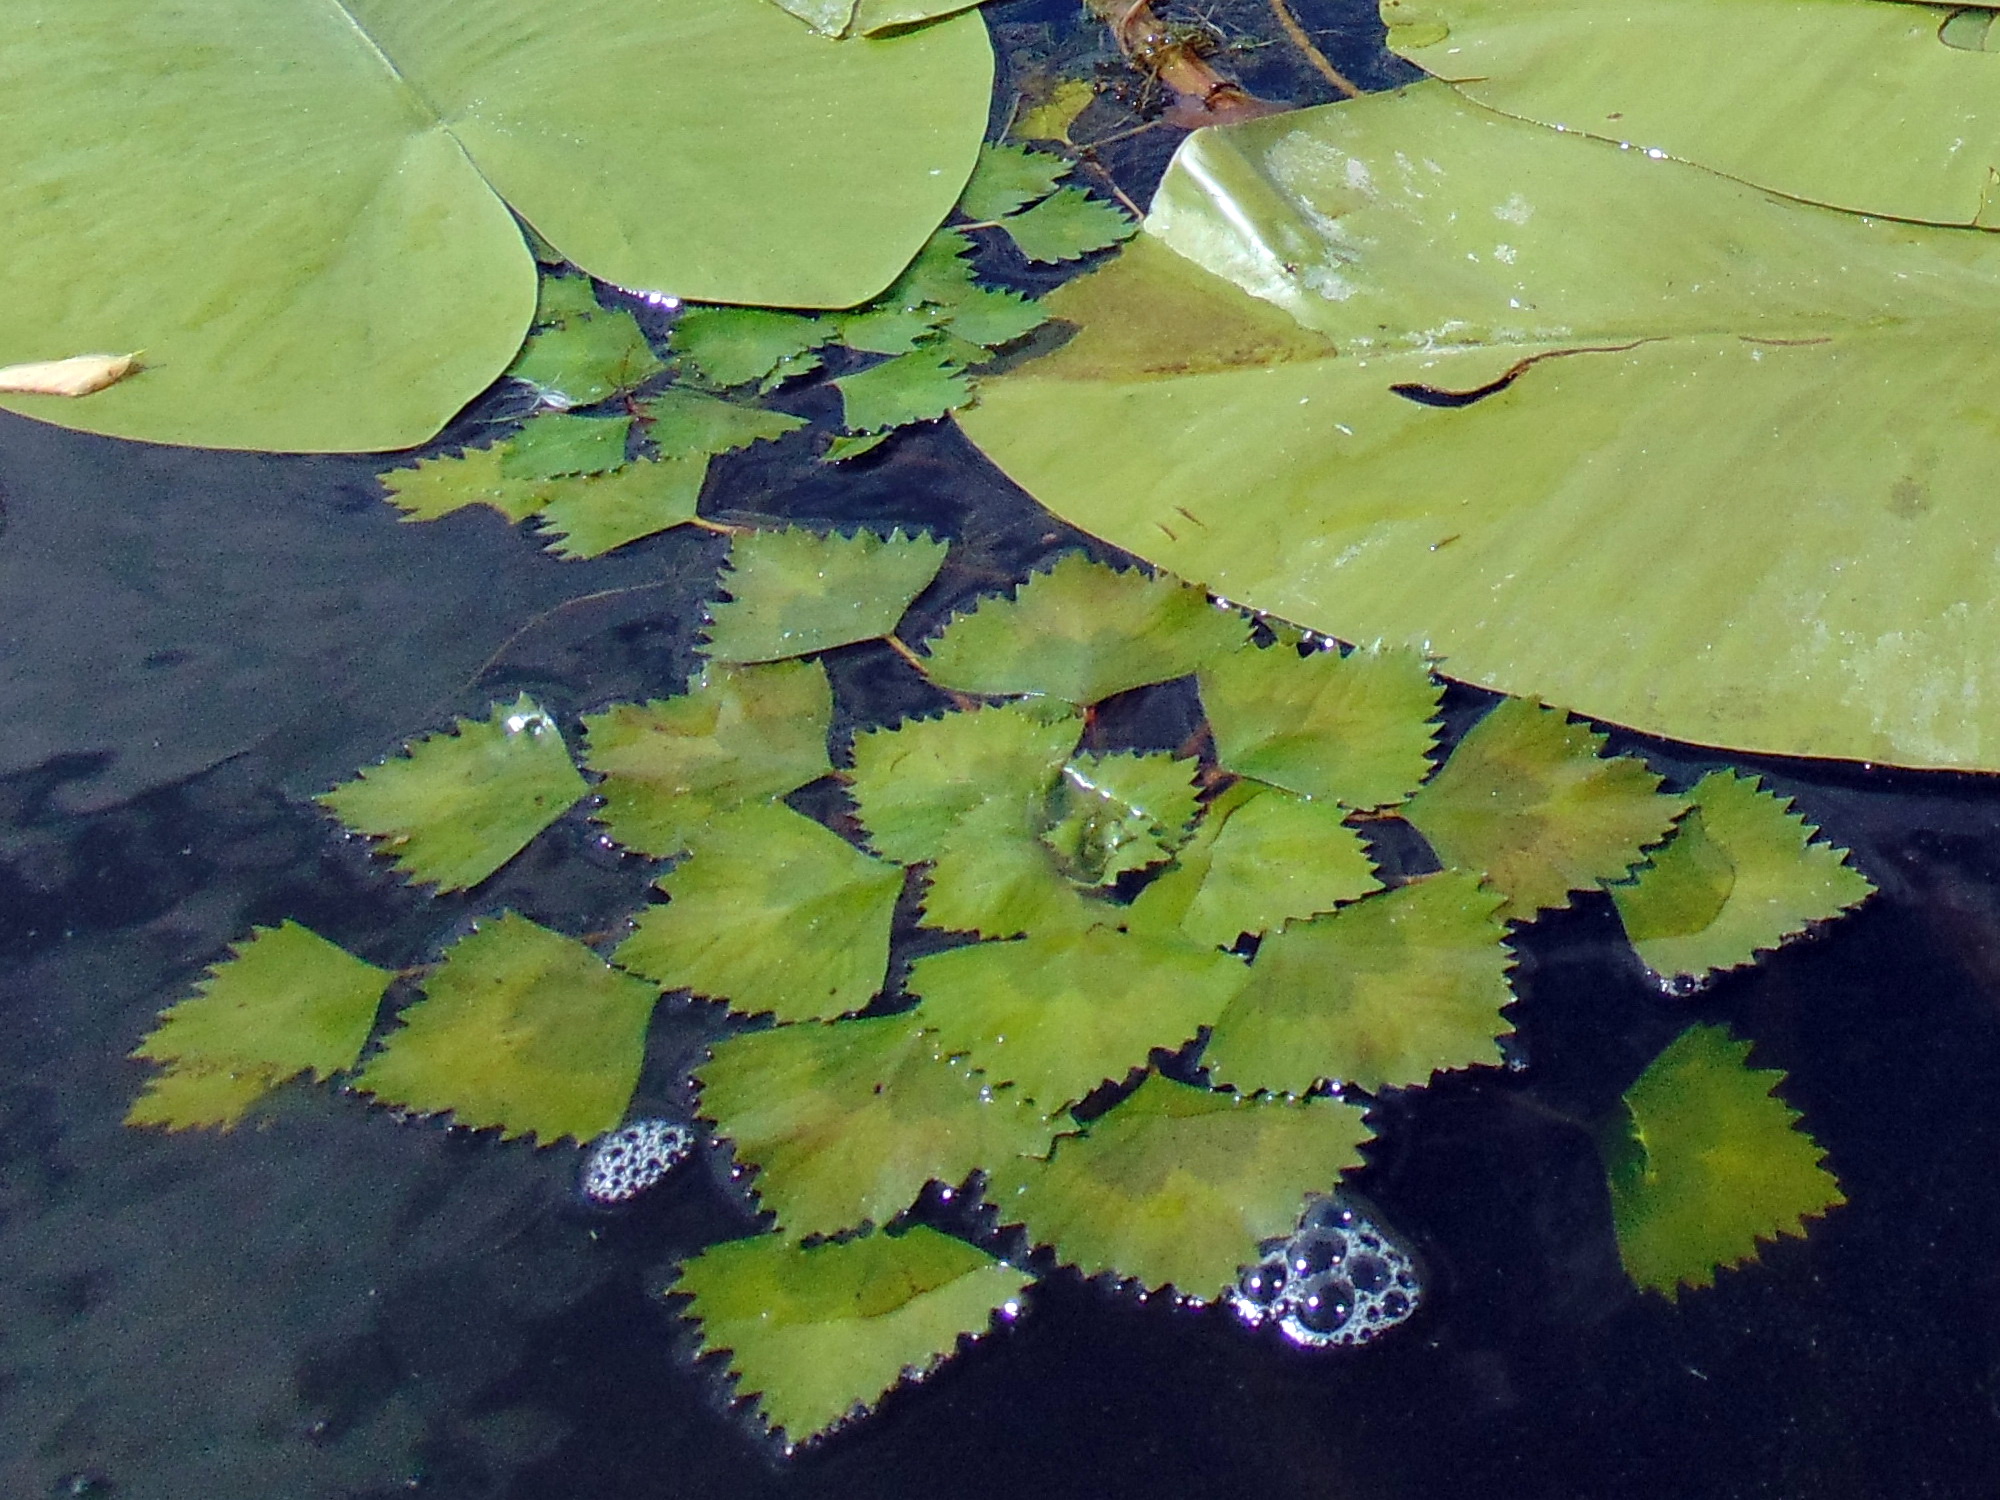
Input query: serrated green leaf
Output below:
<box><xmin>1205</xmin><ymin>870</ymin><xmax>1512</xmax><ymax>1094</ymax></box>
<box><xmin>932</xmin><ymin>284</ymin><xmax>1048</xmax><ymax>348</ymax></box>
<box><xmin>355</xmin><ymin>912</ymin><xmax>656</xmax><ymax>1144</ymax></box>
<box><xmin>671</xmin><ymin>307</ymin><xmax>832</xmax><ymax>389</ymax></box>
<box><xmin>834</xmin><ymin>347</ymin><xmax>971</xmax><ymax>434</ymax></box>
<box><xmin>500</xmin><ymin>413</ymin><xmax>632</xmax><ymax>480</ymax></box>
<box><xmin>703</xmin><ymin>528</ymin><xmax>949</xmax><ymax>664</ymax></box>
<box><xmin>616</xmin><ymin>804</ymin><xmax>902</xmax><ymax>1023</ymax></box>
<box><xmin>674</xmin><ymin>1227</ymin><xmax>1032</xmax><ymax>1450</ymax></box>
<box><xmin>986</xmin><ymin>1075</ymin><xmax>1372</xmax><ymax>1296</ymax></box>
<box><xmin>1610</xmin><ymin>772</ymin><xmax>1874</xmax><ymax>984</ymax></box>
<box><xmin>507</xmin><ymin>302</ymin><xmax>662</xmax><ymax>407</ymax></box>
<box><xmin>582</xmin><ymin>660</ymin><xmax>834</xmax><ymax>859</ymax></box>
<box><xmin>1041</xmin><ymin>751</ymin><xmax>1200</xmax><ymax>886</ymax></box>
<box><xmin>697</xmin><ymin>1014</ymin><xmax>1056</xmax><ymax>1234</ymax></box>
<box><xmin>826</xmin><ymin>430</ymin><xmax>894</xmax><ymax>463</ymax></box>
<box><xmin>835</xmin><ymin>305</ymin><xmax>946</xmax><ymax>356</ymax></box>
<box><xmin>378</xmin><ymin>446</ymin><xmax>548</xmax><ymax>524</ymax></box>
<box><xmin>881</xmin><ymin>229</ymin><xmax>980</xmax><ymax>312</ymax></box>
<box><xmin>921</xmin><ymin>552</ymin><xmax>1249</xmax><ymax>704</ymax></box>
<box><xmin>126</xmin><ymin>1063</ymin><xmax>289</xmax><ymax>1133</ymax></box>
<box><xmin>1601</xmin><ymin>1022</ymin><xmax>1844</xmax><ymax>1297</ymax></box>
<box><xmin>923</xmin><ymin>801</ymin><xmax>1102</xmax><ymax>938</ymax></box>
<box><xmin>994</xmin><ymin>186</ymin><xmax>1135</xmax><ymax>264</ymax></box>
<box><xmin>959</xmin><ymin>143</ymin><xmax>1071</xmax><ymax>222</ymax></box>
<box><xmin>531</xmin><ymin>273</ymin><xmax>603</xmax><ymax>327</ymax></box>
<box><xmin>1403</xmin><ymin>698</ymin><xmax>1683</xmax><ymax>920</ymax></box>
<box><xmin>907</xmin><ymin>928</ymin><xmax>1247</xmax><ymax>1112</ymax></box>
<box><xmin>531</xmin><ymin>455</ymin><xmax>708</xmax><ymax>560</ymax></box>
<box><xmin>318</xmin><ymin>695</ymin><xmax>586</xmax><ymax>892</ymax></box>
<box><xmin>1199</xmin><ymin>643</ymin><xmax>1441</xmax><ymax>809</ymax></box>
<box><xmin>641</xmin><ymin>387</ymin><xmax>809</xmax><ymax>461</ymax></box>
<box><xmin>1129</xmin><ymin>781</ymin><xmax>1381</xmax><ymax>948</ymax></box>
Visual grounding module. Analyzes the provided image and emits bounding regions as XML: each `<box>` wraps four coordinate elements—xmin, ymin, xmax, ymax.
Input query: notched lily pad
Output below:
<box><xmin>318</xmin><ymin>695</ymin><xmax>587</xmax><ymax>892</ymax></box>
<box><xmin>986</xmin><ymin>1075</ymin><xmax>1372</xmax><ymax>1298</ymax></box>
<box><xmin>703</xmin><ymin>528</ymin><xmax>949</xmax><ymax>664</ymax></box>
<box><xmin>673</xmin><ymin>1226</ymin><xmax>1032</xmax><ymax>1451</ymax></box>
<box><xmin>1600</xmin><ymin>1022</ymin><xmax>1844</xmax><ymax>1297</ymax></box>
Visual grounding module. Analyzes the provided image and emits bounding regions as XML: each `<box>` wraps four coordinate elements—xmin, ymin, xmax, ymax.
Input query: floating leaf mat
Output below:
<box><xmin>958</xmin><ymin>82</ymin><xmax>2000</xmax><ymax>770</ymax></box>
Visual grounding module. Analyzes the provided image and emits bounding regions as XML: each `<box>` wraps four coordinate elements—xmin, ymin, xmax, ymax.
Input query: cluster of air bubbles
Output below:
<box><xmin>1228</xmin><ymin>1191</ymin><xmax>1424</xmax><ymax>1349</ymax></box>
<box><xmin>579</xmin><ymin>1118</ymin><xmax>695</xmax><ymax>1206</ymax></box>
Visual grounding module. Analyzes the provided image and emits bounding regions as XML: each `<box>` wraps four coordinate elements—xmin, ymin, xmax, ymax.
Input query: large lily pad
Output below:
<box><xmin>1</xmin><ymin>0</ymin><xmax>993</xmax><ymax>450</ymax></box>
<box><xmin>958</xmin><ymin>83</ymin><xmax>2000</xmax><ymax>770</ymax></box>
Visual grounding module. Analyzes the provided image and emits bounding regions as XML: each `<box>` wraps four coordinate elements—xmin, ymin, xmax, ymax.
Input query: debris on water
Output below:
<box><xmin>1228</xmin><ymin>1190</ymin><xmax>1424</xmax><ymax>1348</ymax></box>
<box><xmin>579</xmin><ymin>1118</ymin><xmax>695</xmax><ymax>1206</ymax></box>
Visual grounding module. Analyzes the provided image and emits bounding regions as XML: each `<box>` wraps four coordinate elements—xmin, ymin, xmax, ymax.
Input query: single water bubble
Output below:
<box><xmin>578</xmin><ymin>1119</ymin><xmax>695</xmax><ymax>1207</ymax></box>
<box><xmin>1348</xmin><ymin>1253</ymin><xmax>1391</xmax><ymax>1294</ymax></box>
<box><xmin>1289</xmin><ymin>1232</ymin><xmax>1345</xmax><ymax>1279</ymax></box>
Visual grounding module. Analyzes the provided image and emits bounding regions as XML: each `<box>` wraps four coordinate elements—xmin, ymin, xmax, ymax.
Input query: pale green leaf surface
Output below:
<box><xmin>1601</xmin><ymin>1022</ymin><xmax>1844</xmax><ymax>1296</ymax></box>
<box><xmin>994</xmin><ymin>187</ymin><xmax>1136</xmax><ymax>264</ymax></box>
<box><xmin>1016</xmin><ymin>79</ymin><xmax>1096</xmax><ymax>143</ymax></box>
<box><xmin>642</xmin><ymin>388</ymin><xmax>809</xmax><ymax>460</ymax></box>
<box><xmin>986</xmin><ymin>1076</ymin><xmax>1371</xmax><ymax>1296</ymax></box>
<box><xmin>921</xmin><ymin>552</ymin><xmax>1249</xmax><ymax>704</ymax></box>
<box><xmin>616</xmin><ymin>804</ymin><xmax>902</xmax><ymax>1022</ymax></box>
<box><xmin>958</xmin><ymin>83</ymin><xmax>2000</xmax><ymax>770</ymax></box>
<box><xmin>1042</xmin><ymin>751</ymin><xmax>1200</xmax><ymax>886</ymax></box>
<box><xmin>507</xmin><ymin>303</ymin><xmax>662</xmax><ymax>407</ymax></box>
<box><xmin>1199</xmin><ymin>643</ymin><xmax>1440</xmax><ymax>809</ymax></box>
<box><xmin>1206</xmin><ymin>870</ymin><xmax>1511</xmax><ymax>1094</ymax></box>
<box><xmin>582</xmin><ymin>660</ymin><xmax>834</xmax><ymax>859</ymax></box>
<box><xmin>379</xmin><ymin>446</ymin><xmax>548</xmax><ymax>525</ymax></box>
<box><xmin>696</xmin><ymin>1014</ymin><xmax>1057</xmax><ymax>1233</ymax></box>
<box><xmin>355</xmin><ymin>912</ymin><xmax>658</xmax><ymax>1143</ymax></box>
<box><xmin>960</xmin><ymin>143</ymin><xmax>1071</xmax><ymax>222</ymax></box>
<box><xmin>1</xmin><ymin>0</ymin><xmax>992</xmax><ymax>449</ymax></box>
<box><xmin>1382</xmin><ymin>0</ymin><xmax>2000</xmax><ymax>225</ymax></box>
<box><xmin>319</xmin><ymin>696</ymin><xmax>586</xmax><ymax>891</ymax></box>
<box><xmin>126</xmin><ymin>1063</ymin><xmax>290</xmax><ymax>1133</ymax></box>
<box><xmin>1403</xmin><ymin>699</ymin><xmax>1682</xmax><ymax>920</ymax></box>
<box><xmin>671</xmin><ymin>307</ymin><xmax>832</xmax><ymax>389</ymax></box>
<box><xmin>704</xmin><ymin>528</ymin><xmax>948</xmax><ymax>664</ymax></box>
<box><xmin>906</xmin><ymin>928</ymin><xmax>1248</xmax><ymax>1111</ymax></box>
<box><xmin>765</xmin><ymin>0</ymin><xmax>859</xmax><ymax>35</ymax></box>
<box><xmin>674</xmin><ymin>1228</ymin><xmax>1031</xmax><ymax>1449</ymax></box>
<box><xmin>849</xmin><ymin>0</ymin><xmax>988</xmax><ymax>35</ymax></box>
<box><xmin>500</xmin><ymin>413</ymin><xmax>631</xmax><ymax>480</ymax></box>
<box><xmin>835</xmin><ymin>347</ymin><xmax>971</xmax><ymax>433</ymax></box>
<box><xmin>1611</xmin><ymin>772</ymin><xmax>1874</xmax><ymax>983</ymax></box>
<box><xmin>532</xmin><ymin>455</ymin><xmax>708</xmax><ymax>559</ymax></box>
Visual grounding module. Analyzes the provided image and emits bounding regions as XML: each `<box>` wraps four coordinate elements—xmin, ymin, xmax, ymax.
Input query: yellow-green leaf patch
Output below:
<box><xmin>615</xmin><ymin>804</ymin><xmax>902</xmax><ymax>1023</ymax></box>
<box><xmin>582</xmin><ymin>660</ymin><xmax>834</xmax><ymax>859</ymax></box>
<box><xmin>318</xmin><ymin>695</ymin><xmax>586</xmax><ymax>892</ymax></box>
<box><xmin>1611</xmin><ymin>771</ymin><xmax>1874</xmax><ymax>985</ymax></box>
<box><xmin>1041</xmin><ymin>751</ymin><xmax>1201</xmax><ymax>887</ymax></box>
<box><xmin>1600</xmin><ymin>1023</ymin><xmax>1844</xmax><ymax>1297</ymax></box>
<box><xmin>673</xmin><ymin>1227</ymin><xmax>1032</xmax><ymax>1450</ymax></box>
<box><xmin>641</xmin><ymin>388</ymin><xmax>809</xmax><ymax>461</ymax></box>
<box><xmin>126</xmin><ymin>1063</ymin><xmax>291</xmax><ymax>1133</ymax></box>
<box><xmin>379</xmin><ymin>445</ymin><xmax>549</xmax><ymax>525</ymax></box>
<box><xmin>1403</xmin><ymin>699</ymin><xmax>1683</xmax><ymax>920</ymax></box>
<box><xmin>986</xmin><ymin>1076</ymin><xmax>1372</xmax><ymax>1297</ymax></box>
<box><xmin>703</xmin><ymin>528</ymin><xmax>948</xmax><ymax>665</ymax></box>
<box><xmin>1205</xmin><ymin>871</ymin><xmax>1513</xmax><ymax>1095</ymax></box>
<box><xmin>531</xmin><ymin>456</ymin><xmax>708</xmax><ymax>560</ymax></box>
<box><xmin>696</xmin><ymin>1014</ymin><xmax>1057</xmax><ymax>1234</ymax></box>
<box><xmin>355</xmin><ymin>913</ymin><xmax>657</xmax><ymax>1144</ymax></box>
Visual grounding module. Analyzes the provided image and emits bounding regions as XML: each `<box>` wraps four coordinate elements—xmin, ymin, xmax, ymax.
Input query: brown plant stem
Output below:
<box><xmin>1265</xmin><ymin>0</ymin><xmax>1361</xmax><ymax>97</ymax></box>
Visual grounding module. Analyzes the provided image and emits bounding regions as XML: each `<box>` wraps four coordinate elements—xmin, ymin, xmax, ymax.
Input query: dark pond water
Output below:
<box><xmin>7</xmin><ymin>2</ymin><xmax>2000</xmax><ymax>1496</ymax></box>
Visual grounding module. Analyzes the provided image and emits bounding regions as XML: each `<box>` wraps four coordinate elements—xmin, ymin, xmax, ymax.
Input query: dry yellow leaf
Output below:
<box><xmin>0</xmin><ymin>352</ymin><xmax>140</xmax><ymax>397</ymax></box>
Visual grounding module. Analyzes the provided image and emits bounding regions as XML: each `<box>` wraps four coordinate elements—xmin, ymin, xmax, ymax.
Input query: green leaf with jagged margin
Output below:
<box><xmin>319</xmin><ymin>695</ymin><xmax>586</xmax><ymax>892</ymax></box>
<box><xmin>906</xmin><ymin>927</ymin><xmax>1247</xmax><ymax>1113</ymax></box>
<box><xmin>1127</xmin><ymin>780</ymin><xmax>1381</xmax><ymax>949</ymax></box>
<box><xmin>835</xmin><ymin>306</ymin><xmax>946</xmax><ymax>357</ymax></box>
<box><xmin>986</xmin><ymin>1075</ymin><xmax>1372</xmax><ymax>1297</ymax></box>
<box><xmin>696</xmin><ymin>1014</ymin><xmax>1057</xmax><ymax>1234</ymax></box>
<box><xmin>834</xmin><ymin>347</ymin><xmax>972</xmax><ymax>434</ymax></box>
<box><xmin>1402</xmin><ymin>698</ymin><xmax>1683</xmax><ymax>921</ymax></box>
<box><xmin>379</xmin><ymin>446</ymin><xmax>549</xmax><ymax>524</ymax></box>
<box><xmin>126</xmin><ymin>1063</ymin><xmax>290</xmax><ymax>1133</ymax></box>
<box><xmin>674</xmin><ymin>1227</ymin><xmax>1031</xmax><ymax>1451</ymax></box>
<box><xmin>616</xmin><ymin>804</ymin><xmax>902</xmax><ymax>1022</ymax></box>
<box><xmin>500</xmin><ymin>413</ymin><xmax>632</xmax><ymax>480</ymax></box>
<box><xmin>354</xmin><ymin>912</ymin><xmax>656</xmax><ymax>1144</ymax></box>
<box><xmin>880</xmin><ymin>228</ymin><xmax>980</xmax><ymax>311</ymax></box>
<box><xmin>1198</xmin><ymin>643</ymin><xmax>1441</xmax><ymax>810</ymax></box>
<box><xmin>641</xmin><ymin>388</ymin><xmax>809</xmax><ymax>461</ymax></box>
<box><xmin>921</xmin><ymin>552</ymin><xmax>1249</xmax><ymax>704</ymax></box>
<box><xmin>922</xmin><ymin>802</ymin><xmax>1102</xmax><ymax>938</ymax></box>
<box><xmin>671</xmin><ymin>307</ymin><xmax>834</xmax><ymax>390</ymax></box>
<box><xmin>1205</xmin><ymin>870</ymin><xmax>1512</xmax><ymax>1095</ymax></box>
<box><xmin>507</xmin><ymin>303</ymin><xmax>662</xmax><ymax>409</ymax></box>
<box><xmin>848</xmin><ymin>702</ymin><xmax>1079</xmax><ymax>864</ymax></box>
<box><xmin>932</xmin><ymin>284</ymin><xmax>1048</xmax><ymax>349</ymax></box>
<box><xmin>992</xmin><ymin>186</ymin><xmax>1136</xmax><ymax>264</ymax></box>
<box><xmin>531</xmin><ymin>273</ymin><xmax>602</xmax><ymax>325</ymax></box>
<box><xmin>582</xmin><ymin>660</ymin><xmax>833</xmax><ymax>860</ymax></box>
<box><xmin>960</xmin><ymin>143</ymin><xmax>1071</xmax><ymax>222</ymax></box>
<box><xmin>1609</xmin><ymin>772</ymin><xmax>1874</xmax><ymax>985</ymax></box>
<box><xmin>826</xmin><ymin>431</ymin><xmax>894</xmax><ymax>463</ymax></box>
<box><xmin>1042</xmin><ymin>751</ymin><xmax>1201</xmax><ymax>886</ymax></box>
<box><xmin>703</xmin><ymin>528</ymin><xmax>949</xmax><ymax>665</ymax></box>
<box><xmin>532</xmin><ymin>455</ymin><xmax>708</xmax><ymax>560</ymax></box>
<box><xmin>1381</xmin><ymin>0</ymin><xmax>2000</xmax><ymax>228</ymax></box>
<box><xmin>1600</xmin><ymin>1022</ymin><xmax>1844</xmax><ymax>1297</ymax></box>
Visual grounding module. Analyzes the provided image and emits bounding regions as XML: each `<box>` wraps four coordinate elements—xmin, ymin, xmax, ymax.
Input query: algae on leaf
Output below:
<box><xmin>674</xmin><ymin>1227</ymin><xmax>1032</xmax><ymax>1450</ymax></box>
<box><xmin>356</xmin><ymin>913</ymin><xmax>658</xmax><ymax>1144</ymax></box>
<box><xmin>703</xmin><ymin>529</ymin><xmax>948</xmax><ymax>664</ymax></box>
<box><xmin>319</xmin><ymin>696</ymin><xmax>587</xmax><ymax>892</ymax></box>
<box><xmin>1600</xmin><ymin>1023</ymin><xmax>1844</xmax><ymax>1296</ymax></box>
